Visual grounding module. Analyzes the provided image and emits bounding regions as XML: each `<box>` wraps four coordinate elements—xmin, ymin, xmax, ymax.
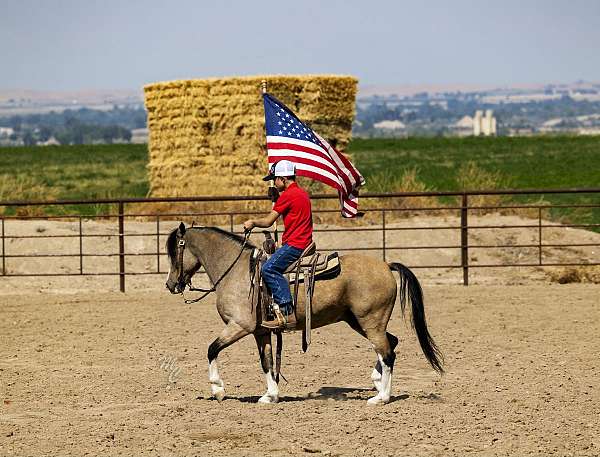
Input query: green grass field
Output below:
<box><xmin>349</xmin><ymin>136</ymin><xmax>600</xmax><ymax>191</ymax></box>
<box><xmin>349</xmin><ymin>136</ymin><xmax>600</xmax><ymax>228</ymax></box>
<box><xmin>0</xmin><ymin>144</ymin><xmax>148</xmax><ymax>215</ymax></box>
<box><xmin>0</xmin><ymin>137</ymin><xmax>598</xmax><ymax>225</ymax></box>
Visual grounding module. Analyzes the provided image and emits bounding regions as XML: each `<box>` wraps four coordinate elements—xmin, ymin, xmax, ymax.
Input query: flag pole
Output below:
<box><xmin>262</xmin><ymin>79</ymin><xmax>279</xmax><ymax>247</ymax></box>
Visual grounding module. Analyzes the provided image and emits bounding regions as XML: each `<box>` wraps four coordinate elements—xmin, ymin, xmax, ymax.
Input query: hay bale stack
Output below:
<box><xmin>143</xmin><ymin>75</ymin><xmax>357</xmax><ymax>197</ymax></box>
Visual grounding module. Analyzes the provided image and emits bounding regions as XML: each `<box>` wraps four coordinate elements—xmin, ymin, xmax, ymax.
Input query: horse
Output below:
<box><xmin>165</xmin><ymin>223</ymin><xmax>443</xmax><ymax>405</ymax></box>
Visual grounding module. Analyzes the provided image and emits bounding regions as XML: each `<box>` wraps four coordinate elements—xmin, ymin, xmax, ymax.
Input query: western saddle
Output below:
<box><xmin>250</xmin><ymin>232</ymin><xmax>341</xmax><ymax>351</ymax></box>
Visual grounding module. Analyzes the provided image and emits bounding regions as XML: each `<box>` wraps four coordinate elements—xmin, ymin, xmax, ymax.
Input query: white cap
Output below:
<box><xmin>263</xmin><ymin>160</ymin><xmax>296</xmax><ymax>181</ymax></box>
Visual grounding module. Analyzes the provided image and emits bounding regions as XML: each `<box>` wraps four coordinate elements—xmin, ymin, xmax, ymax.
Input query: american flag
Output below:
<box><xmin>263</xmin><ymin>93</ymin><xmax>365</xmax><ymax>218</ymax></box>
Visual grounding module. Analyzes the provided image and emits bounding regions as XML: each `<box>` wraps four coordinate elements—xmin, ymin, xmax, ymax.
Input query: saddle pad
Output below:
<box><xmin>287</xmin><ymin>252</ymin><xmax>340</xmax><ymax>284</ymax></box>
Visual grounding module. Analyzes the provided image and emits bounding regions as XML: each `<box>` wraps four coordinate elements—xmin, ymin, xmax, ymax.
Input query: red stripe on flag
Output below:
<box><xmin>267</xmin><ymin>153</ymin><xmax>343</xmax><ymax>183</ymax></box>
<box><xmin>318</xmin><ymin>136</ymin><xmax>363</xmax><ymax>187</ymax></box>
<box><xmin>344</xmin><ymin>198</ymin><xmax>358</xmax><ymax>210</ymax></box>
<box><xmin>313</xmin><ymin>136</ymin><xmax>358</xmax><ymax>192</ymax></box>
<box><xmin>266</xmin><ymin>141</ymin><xmax>354</xmax><ymax>192</ymax></box>
<box><xmin>266</xmin><ymin>147</ymin><xmax>340</xmax><ymax>178</ymax></box>
<box><xmin>296</xmin><ymin>168</ymin><xmax>345</xmax><ymax>193</ymax></box>
<box><xmin>334</xmin><ymin>147</ymin><xmax>362</xmax><ymax>185</ymax></box>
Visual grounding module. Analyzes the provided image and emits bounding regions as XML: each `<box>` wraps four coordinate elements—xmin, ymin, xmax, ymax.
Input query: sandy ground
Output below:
<box><xmin>1</xmin><ymin>284</ymin><xmax>599</xmax><ymax>457</ymax></box>
<box><xmin>1</xmin><ymin>216</ymin><xmax>599</xmax><ymax>456</ymax></box>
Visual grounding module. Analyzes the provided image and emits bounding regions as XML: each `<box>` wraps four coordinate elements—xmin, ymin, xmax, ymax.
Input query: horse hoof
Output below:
<box><xmin>367</xmin><ymin>395</ymin><xmax>389</xmax><ymax>406</ymax></box>
<box><xmin>214</xmin><ymin>389</ymin><xmax>226</xmax><ymax>402</ymax></box>
<box><xmin>258</xmin><ymin>394</ymin><xmax>279</xmax><ymax>404</ymax></box>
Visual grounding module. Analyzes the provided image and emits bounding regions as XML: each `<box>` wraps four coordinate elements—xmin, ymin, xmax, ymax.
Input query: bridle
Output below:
<box><xmin>174</xmin><ymin>230</ymin><xmax>251</xmax><ymax>304</ymax></box>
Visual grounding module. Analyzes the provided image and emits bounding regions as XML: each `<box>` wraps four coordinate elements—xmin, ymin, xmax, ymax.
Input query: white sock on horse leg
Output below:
<box><xmin>378</xmin><ymin>354</ymin><xmax>392</xmax><ymax>401</ymax></box>
<box><xmin>258</xmin><ymin>370</ymin><xmax>279</xmax><ymax>403</ymax></box>
<box><xmin>368</xmin><ymin>355</ymin><xmax>392</xmax><ymax>405</ymax></box>
<box><xmin>371</xmin><ymin>361</ymin><xmax>383</xmax><ymax>392</ymax></box>
<box><xmin>208</xmin><ymin>359</ymin><xmax>225</xmax><ymax>401</ymax></box>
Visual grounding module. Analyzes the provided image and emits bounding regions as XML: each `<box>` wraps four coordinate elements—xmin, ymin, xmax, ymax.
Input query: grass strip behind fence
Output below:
<box><xmin>0</xmin><ymin>136</ymin><xmax>598</xmax><ymax>226</ymax></box>
<box><xmin>349</xmin><ymin>136</ymin><xmax>600</xmax><ymax>228</ymax></box>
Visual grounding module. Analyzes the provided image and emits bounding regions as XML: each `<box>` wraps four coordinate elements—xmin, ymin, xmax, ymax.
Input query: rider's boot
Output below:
<box><xmin>262</xmin><ymin>303</ymin><xmax>296</xmax><ymax>329</ymax></box>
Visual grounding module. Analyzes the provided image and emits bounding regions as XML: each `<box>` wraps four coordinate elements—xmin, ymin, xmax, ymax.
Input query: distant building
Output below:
<box><xmin>456</xmin><ymin>115</ymin><xmax>474</xmax><ymax>129</ymax></box>
<box><xmin>453</xmin><ymin>115</ymin><xmax>474</xmax><ymax>137</ymax></box>
<box><xmin>0</xmin><ymin>127</ymin><xmax>14</xmax><ymax>137</ymax></box>
<box><xmin>539</xmin><ymin>118</ymin><xmax>564</xmax><ymax>133</ymax></box>
<box><xmin>38</xmin><ymin>136</ymin><xmax>60</xmax><ymax>146</ymax></box>
<box><xmin>507</xmin><ymin>128</ymin><xmax>535</xmax><ymax>137</ymax></box>
<box><xmin>578</xmin><ymin>128</ymin><xmax>600</xmax><ymax>135</ymax></box>
<box><xmin>373</xmin><ymin>120</ymin><xmax>406</xmax><ymax>130</ymax></box>
<box><xmin>131</xmin><ymin>128</ymin><xmax>148</xmax><ymax>144</ymax></box>
<box><xmin>473</xmin><ymin>110</ymin><xmax>497</xmax><ymax>136</ymax></box>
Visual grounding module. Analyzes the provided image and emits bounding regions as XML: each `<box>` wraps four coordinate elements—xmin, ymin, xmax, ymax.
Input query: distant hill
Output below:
<box><xmin>3</xmin><ymin>80</ymin><xmax>600</xmax><ymax>111</ymax></box>
<box><xmin>0</xmin><ymin>88</ymin><xmax>142</xmax><ymax>104</ymax></box>
<box><xmin>358</xmin><ymin>80</ymin><xmax>600</xmax><ymax>98</ymax></box>
<box><xmin>0</xmin><ymin>89</ymin><xmax>143</xmax><ymax>117</ymax></box>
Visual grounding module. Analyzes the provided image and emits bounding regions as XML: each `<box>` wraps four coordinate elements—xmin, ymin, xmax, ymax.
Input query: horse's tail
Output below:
<box><xmin>388</xmin><ymin>262</ymin><xmax>444</xmax><ymax>374</ymax></box>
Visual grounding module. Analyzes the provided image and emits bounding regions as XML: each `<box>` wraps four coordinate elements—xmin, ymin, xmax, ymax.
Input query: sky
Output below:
<box><xmin>1</xmin><ymin>0</ymin><xmax>599</xmax><ymax>91</ymax></box>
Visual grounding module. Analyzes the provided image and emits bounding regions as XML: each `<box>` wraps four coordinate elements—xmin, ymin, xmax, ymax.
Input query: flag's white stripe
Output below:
<box><xmin>266</xmin><ymin>149</ymin><xmax>340</xmax><ymax>176</ymax></box>
<box><xmin>342</xmin><ymin>199</ymin><xmax>357</xmax><ymax>212</ymax></box>
<box><xmin>267</xmin><ymin>151</ymin><xmax>344</xmax><ymax>187</ymax></box>
<box><xmin>346</xmin><ymin>194</ymin><xmax>359</xmax><ymax>206</ymax></box>
<box><xmin>267</xmin><ymin>135</ymin><xmax>355</xmax><ymax>192</ymax></box>
<box><xmin>265</xmin><ymin>127</ymin><xmax>362</xmax><ymax>218</ymax></box>
<box><xmin>332</xmin><ymin>144</ymin><xmax>365</xmax><ymax>187</ymax></box>
<box><xmin>329</xmin><ymin>142</ymin><xmax>364</xmax><ymax>188</ymax></box>
<box><xmin>294</xmin><ymin>163</ymin><xmax>344</xmax><ymax>188</ymax></box>
<box><xmin>315</xmin><ymin>133</ymin><xmax>360</xmax><ymax>188</ymax></box>
<box><xmin>316</xmin><ymin>137</ymin><xmax>364</xmax><ymax>194</ymax></box>
<box><xmin>266</xmin><ymin>148</ymin><xmax>350</xmax><ymax>193</ymax></box>
<box><xmin>267</xmin><ymin>135</ymin><xmax>326</xmax><ymax>150</ymax></box>
<box><xmin>267</xmin><ymin>153</ymin><xmax>347</xmax><ymax>193</ymax></box>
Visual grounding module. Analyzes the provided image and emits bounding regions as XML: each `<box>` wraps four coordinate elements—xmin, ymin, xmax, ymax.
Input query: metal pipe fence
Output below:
<box><xmin>1</xmin><ymin>188</ymin><xmax>599</xmax><ymax>290</ymax></box>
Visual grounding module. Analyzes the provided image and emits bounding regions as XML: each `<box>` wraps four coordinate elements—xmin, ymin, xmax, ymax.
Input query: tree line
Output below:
<box><xmin>0</xmin><ymin>106</ymin><xmax>146</xmax><ymax>145</ymax></box>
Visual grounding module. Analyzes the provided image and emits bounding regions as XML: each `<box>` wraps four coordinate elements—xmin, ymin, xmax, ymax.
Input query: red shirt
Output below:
<box><xmin>273</xmin><ymin>182</ymin><xmax>313</xmax><ymax>249</ymax></box>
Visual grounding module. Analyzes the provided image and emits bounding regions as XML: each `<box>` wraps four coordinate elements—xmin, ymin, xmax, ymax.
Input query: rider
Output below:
<box><xmin>243</xmin><ymin>160</ymin><xmax>313</xmax><ymax>328</ymax></box>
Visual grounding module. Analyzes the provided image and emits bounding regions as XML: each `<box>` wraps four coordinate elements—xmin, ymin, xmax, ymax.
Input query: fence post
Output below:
<box><xmin>461</xmin><ymin>193</ymin><xmax>469</xmax><ymax>286</ymax></box>
<box><xmin>79</xmin><ymin>216</ymin><xmax>83</xmax><ymax>274</ymax></box>
<box><xmin>1</xmin><ymin>218</ymin><xmax>4</xmax><ymax>276</ymax></box>
<box><xmin>382</xmin><ymin>210</ymin><xmax>386</xmax><ymax>261</ymax></box>
<box><xmin>538</xmin><ymin>207</ymin><xmax>542</xmax><ymax>265</ymax></box>
<box><xmin>156</xmin><ymin>216</ymin><xmax>161</xmax><ymax>274</ymax></box>
<box><xmin>118</xmin><ymin>201</ymin><xmax>125</xmax><ymax>292</ymax></box>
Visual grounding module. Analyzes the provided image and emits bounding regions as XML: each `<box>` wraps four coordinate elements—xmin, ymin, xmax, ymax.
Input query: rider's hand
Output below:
<box><xmin>243</xmin><ymin>220</ymin><xmax>255</xmax><ymax>232</ymax></box>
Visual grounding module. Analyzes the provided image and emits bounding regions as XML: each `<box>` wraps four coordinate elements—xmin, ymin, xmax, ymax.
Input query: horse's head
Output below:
<box><xmin>165</xmin><ymin>222</ymin><xmax>202</xmax><ymax>294</ymax></box>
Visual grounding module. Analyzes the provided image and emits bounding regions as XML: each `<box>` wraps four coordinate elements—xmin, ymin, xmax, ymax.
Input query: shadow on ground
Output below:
<box><xmin>198</xmin><ymin>386</ymin><xmax>410</xmax><ymax>403</ymax></box>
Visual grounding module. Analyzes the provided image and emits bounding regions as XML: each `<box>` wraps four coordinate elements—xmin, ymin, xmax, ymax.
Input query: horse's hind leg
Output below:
<box><xmin>254</xmin><ymin>332</ymin><xmax>279</xmax><ymax>404</ymax></box>
<box><xmin>372</xmin><ymin>333</ymin><xmax>398</xmax><ymax>392</ymax></box>
<box><xmin>207</xmin><ymin>322</ymin><xmax>249</xmax><ymax>402</ymax></box>
<box><xmin>344</xmin><ymin>312</ymin><xmax>398</xmax><ymax>403</ymax></box>
<box><xmin>364</xmin><ymin>330</ymin><xmax>397</xmax><ymax>405</ymax></box>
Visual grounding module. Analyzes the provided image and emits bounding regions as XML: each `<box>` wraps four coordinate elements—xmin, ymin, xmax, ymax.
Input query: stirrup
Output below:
<box><xmin>262</xmin><ymin>305</ymin><xmax>296</xmax><ymax>330</ymax></box>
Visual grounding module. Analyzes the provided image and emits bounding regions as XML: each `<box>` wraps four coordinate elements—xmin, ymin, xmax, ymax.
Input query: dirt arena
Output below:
<box><xmin>1</xmin><ymin>216</ymin><xmax>599</xmax><ymax>456</ymax></box>
<box><xmin>1</xmin><ymin>283</ymin><xmax>599</xmax><ymax>456</ymax></box>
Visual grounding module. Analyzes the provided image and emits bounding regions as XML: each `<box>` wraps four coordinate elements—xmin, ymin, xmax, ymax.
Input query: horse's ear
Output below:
<box><xmin>178</xmin><ymin>222</ymin><xmax>186</xmax><ymax>235</ymax></box>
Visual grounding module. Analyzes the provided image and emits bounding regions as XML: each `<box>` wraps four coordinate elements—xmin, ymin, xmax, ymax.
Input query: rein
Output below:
<box><xmin>176</xmin><ymin>230</ymin><xmax>251</xmax><ymax>304</ymax></box>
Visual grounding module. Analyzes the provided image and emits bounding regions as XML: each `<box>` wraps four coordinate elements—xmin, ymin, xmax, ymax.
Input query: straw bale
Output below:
<box><xmin>143</xmin><ymin>75</ymin><xmax>357</xmax><ymax>199</ymax></box>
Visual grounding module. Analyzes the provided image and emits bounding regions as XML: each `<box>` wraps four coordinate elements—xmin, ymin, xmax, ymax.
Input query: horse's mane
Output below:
<box><xmin>166</xmin><ymin>226</ymin><xmax>255</xmax><ymax>260</ymax></box>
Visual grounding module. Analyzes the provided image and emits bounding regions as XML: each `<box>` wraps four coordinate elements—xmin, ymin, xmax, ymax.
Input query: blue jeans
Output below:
<box><xmin>261</xmin><ymin>244</ymin><xmax>303</xmax><ymax>310</ymax></box>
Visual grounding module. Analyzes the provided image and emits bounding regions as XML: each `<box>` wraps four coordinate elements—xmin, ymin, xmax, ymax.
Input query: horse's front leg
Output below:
<box><xmin>254</xmin><ymin>332</ymin><xmax>279</xmax><ymax>403</ymax></box>
<box><xmin>207</xmin><ymin>321</ymin><xmax>249</xmax><ymax>402</ymax></box>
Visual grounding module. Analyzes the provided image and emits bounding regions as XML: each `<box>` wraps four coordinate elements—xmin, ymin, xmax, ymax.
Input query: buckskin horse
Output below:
<box><xmin>165</xmin><ymin>223</ymin><xmax>443</xmax><ymax>405</ymax></box>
